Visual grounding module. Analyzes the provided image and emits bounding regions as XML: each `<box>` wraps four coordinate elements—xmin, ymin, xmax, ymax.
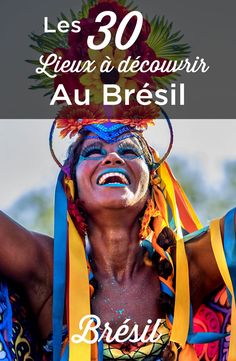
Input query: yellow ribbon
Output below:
<box><xmin>158</xmin><ymin>163</ymin><xmax>190</xmax><ymax>347</ymax></box>
<box><xmin>174</xmin><ymin>179</ymin><xmax>202</xmax><ymax>230</ymax></box>
<box><xmin>65</xmin><ymin>179</ymin><xmax>92</xmax><ymax>361</ymax></box>
<box><xmin>210</xmin><ymin>219</ymin><xmax>236</xmax><ymax>361</ymax></box>
<box><xmin>68</xmin><ymin>214</ymin><xmax>91</xmax><ymax>361</ymax></box>
<box><xmin>179</xmin><ymin>344</ymin><xmax>199</xmax><ymax>360</ymax></box>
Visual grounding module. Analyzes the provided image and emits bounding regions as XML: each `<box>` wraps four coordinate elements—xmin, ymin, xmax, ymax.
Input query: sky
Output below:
<box><xmin>0</xmin><ymin>119</ymin><xmax>236</xmax><ymax>210</ymax></box>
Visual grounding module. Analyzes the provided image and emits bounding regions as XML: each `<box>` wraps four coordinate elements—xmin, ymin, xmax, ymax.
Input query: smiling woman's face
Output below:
<box><xmin>75</xmin><ymin>135</ymin><xmax>150</xmax><ymax>215</ymax></box>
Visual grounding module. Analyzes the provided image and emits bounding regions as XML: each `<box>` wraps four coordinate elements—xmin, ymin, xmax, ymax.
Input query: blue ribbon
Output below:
<box><xmin>224</xmin><ymin>208</ymin><xmax>236</xmax><ymax>302</ymax></box>
<box><xmin>0</xmin><ymin>282</ymin><xmax>12</xmax><ymax>341</ymax></box>
<box><xmin>183</xmin><ymin>226</ymin><xmax>209</xmax><ymax>243</ymax></box>
<box><xmin>187</xmin><ymin>331</ymin><xmax>229</xmax><ymax>344</ymax></box>
<box><xmin>97</xmin><ymin>329</ymin><xmax>104</xmax><ymax>361</ymax></box>
<box><xmin>160</xmin><ymin>282</ymin><xmax>174</xmax><ymax>298</ymax></box>
<box><xmin>53</xmin><ymin>171</ymin><xmax>68</xmax><ymax>361</ymax></box>
<box><xmin>0</xmin><ymin>282</ymin><xmax>12</xmax><ymax>360</ymax></box>
<box><xmin>186</xmin><ymin>305</ymin><xmax>229</xmax><ymax>344</ymax></box>
<box><xmin>140</xmin><ymin>239</ymin><xmax>155</xmax><ymax>258</ymax></box>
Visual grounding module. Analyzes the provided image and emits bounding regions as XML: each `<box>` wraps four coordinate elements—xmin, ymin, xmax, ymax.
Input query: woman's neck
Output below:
<box><xmin>86</xmin><ymin>210</ymin><xmax>145</xmax><ymax>283</ymax></box>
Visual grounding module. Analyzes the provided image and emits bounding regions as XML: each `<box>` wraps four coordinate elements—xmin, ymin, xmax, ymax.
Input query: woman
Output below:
<box><xmin>0</xmin><ymin>117</ymin><xmax>235</xmax><ymax>361</ymax></box>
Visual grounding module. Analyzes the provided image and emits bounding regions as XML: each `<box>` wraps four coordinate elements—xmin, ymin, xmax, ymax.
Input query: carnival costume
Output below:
<box><xmin>24</xmin><ymin>1</ymin><xmax>236</xmax><ymax>359</ymax></box>
<box><xmin>0</xmin><ymin>282</ymin><xmax>41</xmax><ymax>361</ymax></box>
<box><xmin>44</xmin><ymin>113</ymin><xmax>235</xmax><ymax>361</ymax></box>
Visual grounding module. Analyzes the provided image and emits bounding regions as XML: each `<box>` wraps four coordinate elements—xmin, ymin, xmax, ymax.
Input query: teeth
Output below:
<box><xmin>98</xmin><ymin>172</ymin><xmax>129</xmax><ymax>185</ymax></box>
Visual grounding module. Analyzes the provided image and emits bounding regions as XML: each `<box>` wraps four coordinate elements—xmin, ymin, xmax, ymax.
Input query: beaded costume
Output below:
<box><xmin>0</xmin><ymin>283</ymin><xmax>41</xmax><ymax>361</ymax></box>
<box><xmin>102</xmin><ymin>319</ymin><xmax>170</xmax><ymax>361</ymax></box>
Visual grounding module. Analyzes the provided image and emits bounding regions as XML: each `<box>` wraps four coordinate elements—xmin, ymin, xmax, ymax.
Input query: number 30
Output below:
<box><xmin>87</xmin><ymin>11</ymin><xmax>143</xmax><ymax>50</ymax></box>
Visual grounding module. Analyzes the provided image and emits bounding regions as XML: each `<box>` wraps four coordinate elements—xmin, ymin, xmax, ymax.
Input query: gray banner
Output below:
<box><xmin>1</xmin><ymin>0</ymin><xmax>235</xmax><ymax>118</ymax></box>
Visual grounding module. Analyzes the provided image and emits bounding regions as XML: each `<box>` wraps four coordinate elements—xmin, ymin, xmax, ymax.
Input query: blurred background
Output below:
<box><xmin>1</xmin><ymin>119</ymin><xmax>235</xmax><ymax>236</ymax></box>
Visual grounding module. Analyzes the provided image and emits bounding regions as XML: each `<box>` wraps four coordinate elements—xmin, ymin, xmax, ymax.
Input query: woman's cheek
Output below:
<box><xmin>139</xmin><ymin>163</ymin><xmax>150</xmax><ymax>186</ymax></box>
<box><xmin>75</xmin><ymin>164</ymin><xmax>89</xmax><ymax>195</ymax></box>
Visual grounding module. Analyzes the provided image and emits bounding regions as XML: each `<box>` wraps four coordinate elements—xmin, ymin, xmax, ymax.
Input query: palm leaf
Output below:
<box><xmin>147</xmin><ymin>16</ymin><xmax>190</xmax><ymax>61</ymax></box>
<box><xmin>153</xmin><ymin>73</ymin><xmax>180</xmax><ymax>89</ymax></box>
<box><xmin>117</xmin><ymin>0</ymin><xmax>136</xmax><ymax>10</ymax></box>
<box><xmin>79</xmin><ymin>0</ymin><xmax>97</xmax><ymax>19</ymax></box>
<box><xmin>117</xmin><ymin>0</ymin><xmax>127</xmax><ymax>5</ymax></box>
<box><xmin>60</xmin><ymin>12</ymin><xmax>70</xmax><ymax>22</ymax></box>
<box><xmin>26</xmin><ymin>59</ymin><xmax>41</xmax><ymax>66</ymax></box>
<box><xmin>44</xmin><ymin>90</ymin><xmax>54</xmax><ymax>97</ymax></box>
<box><xmin>70</xmin><ymin>9</ymin><xmax>78</xmax><ymax>21</ymax></box>
<box><xmin>29</xmin><ymin>31</ymin><xmax>68</xmax><ymax>51</ymax></box>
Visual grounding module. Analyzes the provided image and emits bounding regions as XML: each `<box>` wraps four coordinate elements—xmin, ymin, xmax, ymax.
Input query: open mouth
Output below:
<box><xmin>97</xmin><ymin>171</ymin><xmax>130</xmax><ymax>186</ymax></box>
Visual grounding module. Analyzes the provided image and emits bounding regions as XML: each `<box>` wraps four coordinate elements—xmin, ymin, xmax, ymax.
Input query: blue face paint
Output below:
<box><xmin>102</xmin><ymin>183</ymin><xmax>126</xmax><ymax>188</ymax></box>
<box><xmin>117</xmin><ymin>142</ymin><xmax>143</xmax><ymax>160</ymax></box>
<box><xmin>79</xmin><ymin>142</ymin><xmax>107</xmax><ymax>162</ymax></box>
<box><xmin>78</xmin><ymin>140</ymin><xmax>144</xmax><ymax>164</ymax></box>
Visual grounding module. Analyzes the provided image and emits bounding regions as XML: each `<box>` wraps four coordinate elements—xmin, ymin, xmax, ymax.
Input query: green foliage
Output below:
<box><xmin>169</xmin><ymin>157</ymin><xmax>236</xmax><ymax>224</ymax></box>
<box><xmin>8</xmin><ymin>188</ymin><xmax>54</xmax><ymax>236</ymax></box>
<box><xmin>147</xmin><ymin>16</ymin><xmax>190</xmax><ymax>88</ymax></box>
<box><xmin>153</xmin><ymin>73</ymin><xmax>180</xmax><ymax>90</ymax></box>
<box><xmin>117</xmin><ymin>0</ymin><xmax>128</xmax><ymax>6</ymax></box>
<box><xmin>169</xmin><ymin>156</ymin><xmax>207</xmax><ymax>216</ymax></box>
<box><xmin>117</xmin><ymin>0</ymin><xmax>137</xmax><ymax>10</ymax></box>
<box><xmin>79</xmin><ymin>0</ymin><xmax>97</xmax><ymax>18</ymax></box>
<box><xmin>203</xmin><ymin>161</ymin><xmax>236</xmax><ymax>220</ymax></box>
<box><xmin>147</xmin><ymin>16</ymin><xmax>190</xmax><ymax>60</ymax></box>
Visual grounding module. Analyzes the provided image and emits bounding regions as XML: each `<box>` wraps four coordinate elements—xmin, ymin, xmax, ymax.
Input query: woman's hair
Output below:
<box><xmin>154</xmin><ymin>227</ymin><xmax>176</xmax><ymax>313</ymax></box>
<box><xmin>153</xmin><ymin>227</ymin><xmax>176</xmax><ymax>360</ymax></box>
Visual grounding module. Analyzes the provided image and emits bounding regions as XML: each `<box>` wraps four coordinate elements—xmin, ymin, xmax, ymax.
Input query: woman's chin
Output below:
<box><xmin>93</xmin><ymin>187</ymin><xmax>146</xmax><ymax>210</ymax></box>
<box><xmin>80</xmin><ymin>184</ymin><xmax>148</xmax><ymax>214</ymax></box>
<box><xmin>97</xmin><ymin>192</ymin><xmax>133</xmax><ymax>209</ymax></box>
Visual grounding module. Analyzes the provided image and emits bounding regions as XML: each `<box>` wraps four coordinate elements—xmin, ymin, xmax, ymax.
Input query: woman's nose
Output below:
<box><xmin>101</xmin><ymin>152</ymin><xmax>125</xmax><ymax>165</ymax></box>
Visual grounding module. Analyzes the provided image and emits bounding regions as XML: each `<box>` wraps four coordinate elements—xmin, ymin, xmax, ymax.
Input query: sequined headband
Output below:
<box><xmin>49</xmin><ymin>108</ymin><xmax>173</xmax><ymax>170</ymax></box>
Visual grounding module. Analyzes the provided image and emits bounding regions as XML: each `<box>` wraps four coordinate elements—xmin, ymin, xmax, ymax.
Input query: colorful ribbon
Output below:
<box><xmin>210</xmin><ymin>215</ymin><xmax>236</xmax><ymax>361</ymax></box>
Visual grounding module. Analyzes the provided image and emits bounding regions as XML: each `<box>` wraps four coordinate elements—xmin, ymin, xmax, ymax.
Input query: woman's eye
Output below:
<box><xmin>81</xmin><ymin>148</ymin><xmax>104</xmax><ymax>158</ymax></box>
<box><xmin>119</xmin><ymin>148</ymin><xmax>141</xmax><ymax>157</ymax></box>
